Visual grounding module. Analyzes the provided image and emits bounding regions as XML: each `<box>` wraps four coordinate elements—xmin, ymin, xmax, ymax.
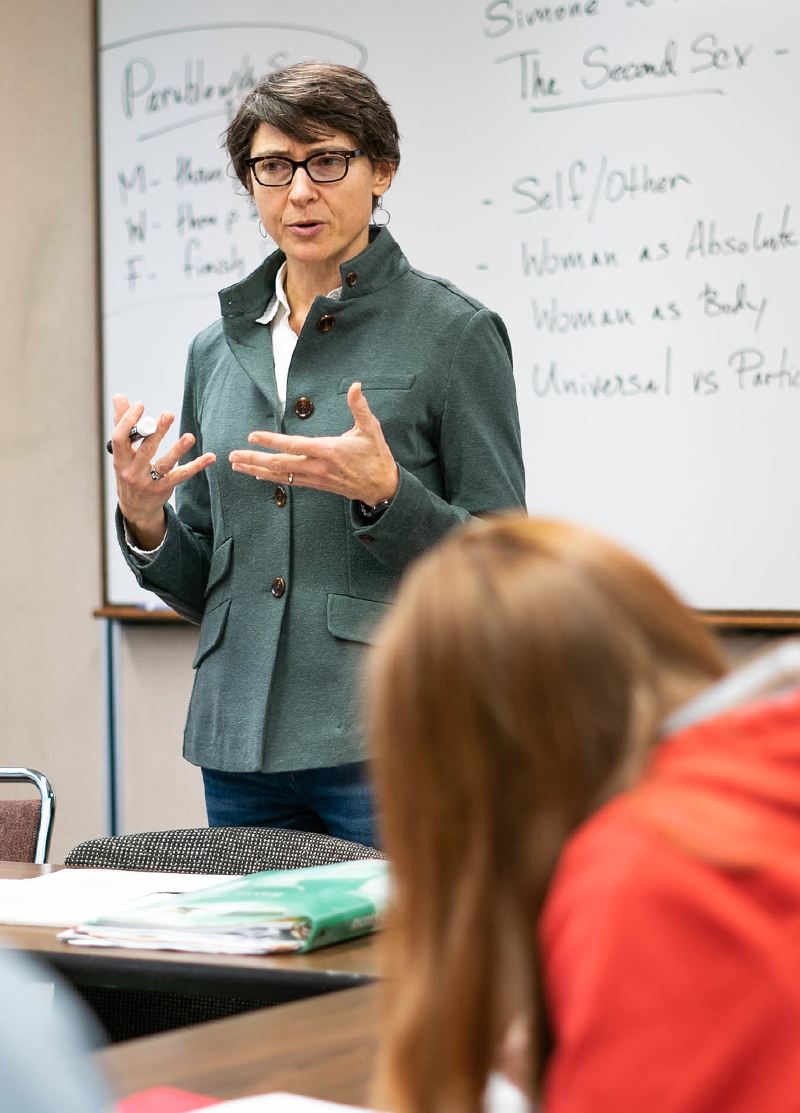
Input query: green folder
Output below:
<box><xmin>68</xmin><ymin>859</ymin><xmax>388</xmax><ymax>954</ymax></box>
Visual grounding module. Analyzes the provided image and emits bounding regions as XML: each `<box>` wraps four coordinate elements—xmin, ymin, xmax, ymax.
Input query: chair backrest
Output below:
<box><xmin>0</xmin><ymin>769</ymin><xmax>56</xmax><ymax>864</ymax></box>
<box><xmin>64</xmin><ymin>826</ymin><xmax>384</xmax><ymax>873</ymax></box>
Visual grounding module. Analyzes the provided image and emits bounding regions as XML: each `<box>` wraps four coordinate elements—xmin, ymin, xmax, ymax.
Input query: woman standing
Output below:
<box><xmin>109</xmin><ymin>63</ymin><xmax>525</xmax><ymax>845</ymax></box>
<box><xmin>370</xmin><ymin>516</ymin><xmax>800</xmax><ymax>1112</ymax></box>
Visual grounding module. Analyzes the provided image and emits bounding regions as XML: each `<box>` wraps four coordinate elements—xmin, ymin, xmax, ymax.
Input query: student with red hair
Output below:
<box><xmin>369</xmin><ymin>515</ymin><xmax>800</xmax><ymax>1113</ymax></box>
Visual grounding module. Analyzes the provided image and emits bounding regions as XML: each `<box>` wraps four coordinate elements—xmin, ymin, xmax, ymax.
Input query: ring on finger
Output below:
<box><xmin>288</xmin><ymin>473</ymin><xmax>294</xmax><ymax>485</ymax></box>
<box><xmin>150</xmin><ymin>465</ymin><xmax>167</xmax><ymax>481</ymax></box>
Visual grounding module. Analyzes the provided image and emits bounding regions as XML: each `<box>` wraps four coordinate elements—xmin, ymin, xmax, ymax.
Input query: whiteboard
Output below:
<box><xmin>99</xmin><ymin>0</ymin><xmax>800</xmax><ymax>611</ymax></box>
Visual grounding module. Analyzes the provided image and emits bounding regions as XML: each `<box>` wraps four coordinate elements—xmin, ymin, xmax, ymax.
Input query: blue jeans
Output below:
<box><xmin>201</xmin><ymin>761</ymin><xmax>378</xmax><ymax>848</ymax></box>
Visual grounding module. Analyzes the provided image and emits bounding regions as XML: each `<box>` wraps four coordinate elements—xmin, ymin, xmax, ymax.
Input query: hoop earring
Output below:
<box><xmin>371</xmin><ymin>197</ymin><xmax>391</xmax><ymax>228</ymax></box>
<box><xmin>258</xmin><ymin>220</ymin><xmax>269</xmax><ymax>239</ymax></box>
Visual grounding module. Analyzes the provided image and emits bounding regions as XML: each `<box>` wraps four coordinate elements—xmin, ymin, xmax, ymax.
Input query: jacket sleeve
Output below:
<box><xmin>116</xmin><ymin>337</ymin><xmax>214</xmax><ymax>624</ymax></box>
<box><xmin>347</xmin><ymin>307</ymin><xmax>525</xmax><ymax>570</ymax></box>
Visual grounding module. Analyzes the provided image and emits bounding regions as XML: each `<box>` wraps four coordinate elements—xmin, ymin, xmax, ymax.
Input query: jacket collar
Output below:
<box><xmin>218</xmin><ymin>227</ymin><xmax>409</xmax><ymax>319</ymax></box>
<box><xmin>256</xmin><ymin>261</ymin><xmax>342</xmax><ymax>328</ymax></box>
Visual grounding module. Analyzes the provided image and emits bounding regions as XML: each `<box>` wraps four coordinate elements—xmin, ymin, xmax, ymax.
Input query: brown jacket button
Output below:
<box><xmin>274</xmin><ymin>485</ymin><xmax>287</xmax><ymax>507</ymax></box>
<box><xmin>345</xmin><ymin>272</ymin><xmax>357</xmax><ymax>287</ymax></box>
<box><xmin>270</xmin><ymin>577</ymin><xmax>286</xmax><ymax>598</ymax></box>
<box><xmin>360</xmin><ymin>534</ymin><xmax>375</xmax><ymax>543</ymax></box>
<box><xmin>317</xmin><ymin>314</ymin><xmax>336</xmax><ymax>332</ymax></box>
<box><xmin>294</xmin><ymin>397</ymin><xmax>314</xmax><ymax>419</ymax></box>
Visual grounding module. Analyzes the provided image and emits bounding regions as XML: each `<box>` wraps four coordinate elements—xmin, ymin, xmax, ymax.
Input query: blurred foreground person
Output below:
<box><xmin>0</xmin><ymin>946</ymin><xmax>110</xmax><ymax>1112</ymax></box>
<box><xmin>370</xmin><ymin>515</ymin><xmax>800</xmax><ymax>1113</ymax></box>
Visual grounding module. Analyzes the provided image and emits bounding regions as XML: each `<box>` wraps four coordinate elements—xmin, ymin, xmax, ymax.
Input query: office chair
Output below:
<box><xmin>0</xmin><ymin>768</ymin><xmax>56</xmax><ymax>864</ymax></box>
<box><xmin>63</xmin><ymin>826</ymin><xmax>384</xmax><ymax>1041</ymax></box>
<box><xmin>65</xmin><ymin>824</ymin><xmax>383</xmax><ymax>873</ymax></box>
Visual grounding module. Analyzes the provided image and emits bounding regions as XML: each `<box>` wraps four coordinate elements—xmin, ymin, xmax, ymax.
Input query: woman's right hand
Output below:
<box><xmin>111</xmin><ymin>394</ymin><xmax>216</xmax><ymax>550</ymax></box>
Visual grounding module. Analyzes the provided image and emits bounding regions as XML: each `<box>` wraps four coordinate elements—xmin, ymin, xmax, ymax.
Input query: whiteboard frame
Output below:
<box><xmin>91</xmin><ymin>0</ymin><xmax>800</xmax><ymax>630</ymax></box>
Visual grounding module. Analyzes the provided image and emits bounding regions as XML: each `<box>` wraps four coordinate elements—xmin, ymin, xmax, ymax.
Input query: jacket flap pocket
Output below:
<box><xmin>337</xmin><ymin>374</ymin><xmax>416</xmax><ymax>394</ymax></box>
<box><xmin>327</xmin><ymin>594</ymin><xmax>393</xmax><ymax>646</ymax></box>
<box><xmin>205</xmin><ymin>537</ymin><xmax>233</xmax><ymax>596</ymax></box>
<box><xmin>193</xmin><ymin>598</ymin><xmax>231</xmax><ymax>668</ymax></box>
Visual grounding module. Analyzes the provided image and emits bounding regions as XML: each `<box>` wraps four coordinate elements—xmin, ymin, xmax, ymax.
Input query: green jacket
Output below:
<box><xmin>119</xmin><ymin>228</ymin><xmax>525</xmax><ymax>772</ymax></box>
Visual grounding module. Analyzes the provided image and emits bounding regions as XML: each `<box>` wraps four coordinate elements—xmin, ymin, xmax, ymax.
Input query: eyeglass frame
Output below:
<box><xmin>244</xmin><ymin>149</ymin><xmax>365</xmax><ymax>188</ymax></box>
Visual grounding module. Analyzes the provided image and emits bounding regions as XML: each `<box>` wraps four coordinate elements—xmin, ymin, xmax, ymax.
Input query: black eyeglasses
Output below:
<box><xmin>244</xmin><ymin>149</ymin><xmax>364</xmax><ymax>188</ymax></box>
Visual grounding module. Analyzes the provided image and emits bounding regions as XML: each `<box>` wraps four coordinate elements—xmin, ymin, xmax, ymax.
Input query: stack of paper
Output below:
<box><xmin>59</xmin><ymin>859</ymin><xmax>388</xmax><ymax>955</ymax></box>
<box><xmin>0</xmin><ymin>869</ymin><xmax>238</xmax><ymax>927</ymax></box>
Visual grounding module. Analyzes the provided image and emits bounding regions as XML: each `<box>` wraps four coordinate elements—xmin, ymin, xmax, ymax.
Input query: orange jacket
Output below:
<box><xmin>541</xmin><ymin>688</ymin><xmax>800</xmax><ymax>1113</ymax></box>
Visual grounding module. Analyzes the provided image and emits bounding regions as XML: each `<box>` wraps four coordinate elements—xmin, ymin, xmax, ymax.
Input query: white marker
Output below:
<box><xmin>106</xmin><ymin>414</ymin><xmax>158</xmax><ymax>454</ymax></box>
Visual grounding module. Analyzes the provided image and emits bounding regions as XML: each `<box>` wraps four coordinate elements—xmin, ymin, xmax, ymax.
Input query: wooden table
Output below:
<box><xmin>0</xmin><ymin>863</ymin><xmax>380</xmax><ymax>1003</ymax></box>
<box><xmin>97</xmin><ymin>982</ymin><xmax>381</xmax><ymax>1106</ymax></box>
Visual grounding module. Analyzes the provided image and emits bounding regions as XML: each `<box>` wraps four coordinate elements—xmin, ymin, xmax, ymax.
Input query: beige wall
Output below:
<box><xmin>0</xmin><ymin>0</ymin><xmax>205</xmax><ymax>860</ymax></box>
<box><xmin>117</xmin><ymin>626</ymin><xmax>206</xmax><ymax>834</ymax></box>
<box><xmin>0</xmin><ymin>0</ymin><xmax>105</xmax><ymax>861</ymax></box>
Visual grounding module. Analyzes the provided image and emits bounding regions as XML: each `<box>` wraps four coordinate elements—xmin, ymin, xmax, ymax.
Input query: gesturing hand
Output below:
<box><xmin>111</xmin><ymin>394</ymin><xmax>216</xmax><ymax>549</ymax></box>
<box><xmin>229</xmin><ymin>382</ymin><xmax>399</xmax><ymax>506</ymax></box>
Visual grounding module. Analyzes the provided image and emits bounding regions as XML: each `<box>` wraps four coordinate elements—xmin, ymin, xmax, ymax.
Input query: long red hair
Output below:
<box><xmin>368</xmin><ymin>515</ymin><xmax>727</xmax><ymax>1113</ymax></box>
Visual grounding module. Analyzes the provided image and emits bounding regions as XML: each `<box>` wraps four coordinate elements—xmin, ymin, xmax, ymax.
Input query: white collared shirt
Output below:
<box><xmin>255</xmin><ymin>261</ymin><xmax>342</xmax><ymax>417</ymax></box>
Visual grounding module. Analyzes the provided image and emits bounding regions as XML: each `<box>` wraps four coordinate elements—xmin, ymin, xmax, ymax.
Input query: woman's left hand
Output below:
<box><xmin>229</xmin><ymin>382</ymin><xmax>399</xmax><ymax>505</ymax></box>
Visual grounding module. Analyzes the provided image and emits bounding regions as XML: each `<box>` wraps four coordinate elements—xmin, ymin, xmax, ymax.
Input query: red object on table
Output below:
<box><xmin>116</xmin><ymin>1087</ymin><xmax>221</xmax><ymax>1113</ymax></box>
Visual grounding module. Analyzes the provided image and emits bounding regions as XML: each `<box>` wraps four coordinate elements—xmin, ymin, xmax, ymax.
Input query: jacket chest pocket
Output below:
<box><xmin>337</xmin><ymin>374</ymin><xmax>419</xmax><ymax>464</ymax></box>
<box><xmin>337</xmin><ymin>375</ymin><xmax>416</xmax><ymax>394</ymax></box>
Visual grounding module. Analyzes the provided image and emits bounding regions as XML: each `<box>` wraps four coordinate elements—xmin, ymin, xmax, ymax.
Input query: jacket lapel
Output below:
<box><xmin>220</xmin><ymin>251</ymin><xmax>283</xmax><ymax>422</ymax></box>
<box><xmin>222</xmin><ymin>313</ymin><xmax>280</xmax><ymax>423</ymax></box>
<box><xmin>217</xmin><ymin>229</ymin><xmax>411</xmax><ymax>420</ymax></box>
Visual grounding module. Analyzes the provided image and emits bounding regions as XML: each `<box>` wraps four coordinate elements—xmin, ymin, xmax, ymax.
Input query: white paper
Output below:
<box><xmin>205</xmin><ymin>1077</ymin><xmax>531</xmax><ymax>1113</ymax></box>
<box><xmin>205</xmin><ymin>1094</ymin><xmax>369</xmax><ymax>1113</ymax></box>
<box><xmin>57</xmin><ymin>926</ymin><xmax>302</xmax><ymax>955</ymax></box>
<box><xmin>485</xmin><ymin>1074</ymin><xmax>533</xmax><ymax>1113</ymax></box>
<box><xmin>0</xmin><ymin>869</ymin><xmax>239</xmax><ymax>927</ymax></box>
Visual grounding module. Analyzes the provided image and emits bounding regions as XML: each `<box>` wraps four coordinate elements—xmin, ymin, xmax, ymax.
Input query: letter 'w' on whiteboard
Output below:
<box><xmin>98</xmin><ymin>1</ymin><xmax>800</xmax><ymax>613</ymax></box>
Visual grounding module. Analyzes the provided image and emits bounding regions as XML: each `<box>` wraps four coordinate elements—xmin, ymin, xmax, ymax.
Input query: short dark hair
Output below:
<box><xmin>225</xmin><ymin>62</ymin><xmax>401</xmax><ymax>200</ymax></box>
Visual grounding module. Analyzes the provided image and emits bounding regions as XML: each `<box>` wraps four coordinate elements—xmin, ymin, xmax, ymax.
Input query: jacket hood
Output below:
<box><xmin>627</xmin><ymin>686</ymin><xmax>800</xmax><ymax>867</ymax></box>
